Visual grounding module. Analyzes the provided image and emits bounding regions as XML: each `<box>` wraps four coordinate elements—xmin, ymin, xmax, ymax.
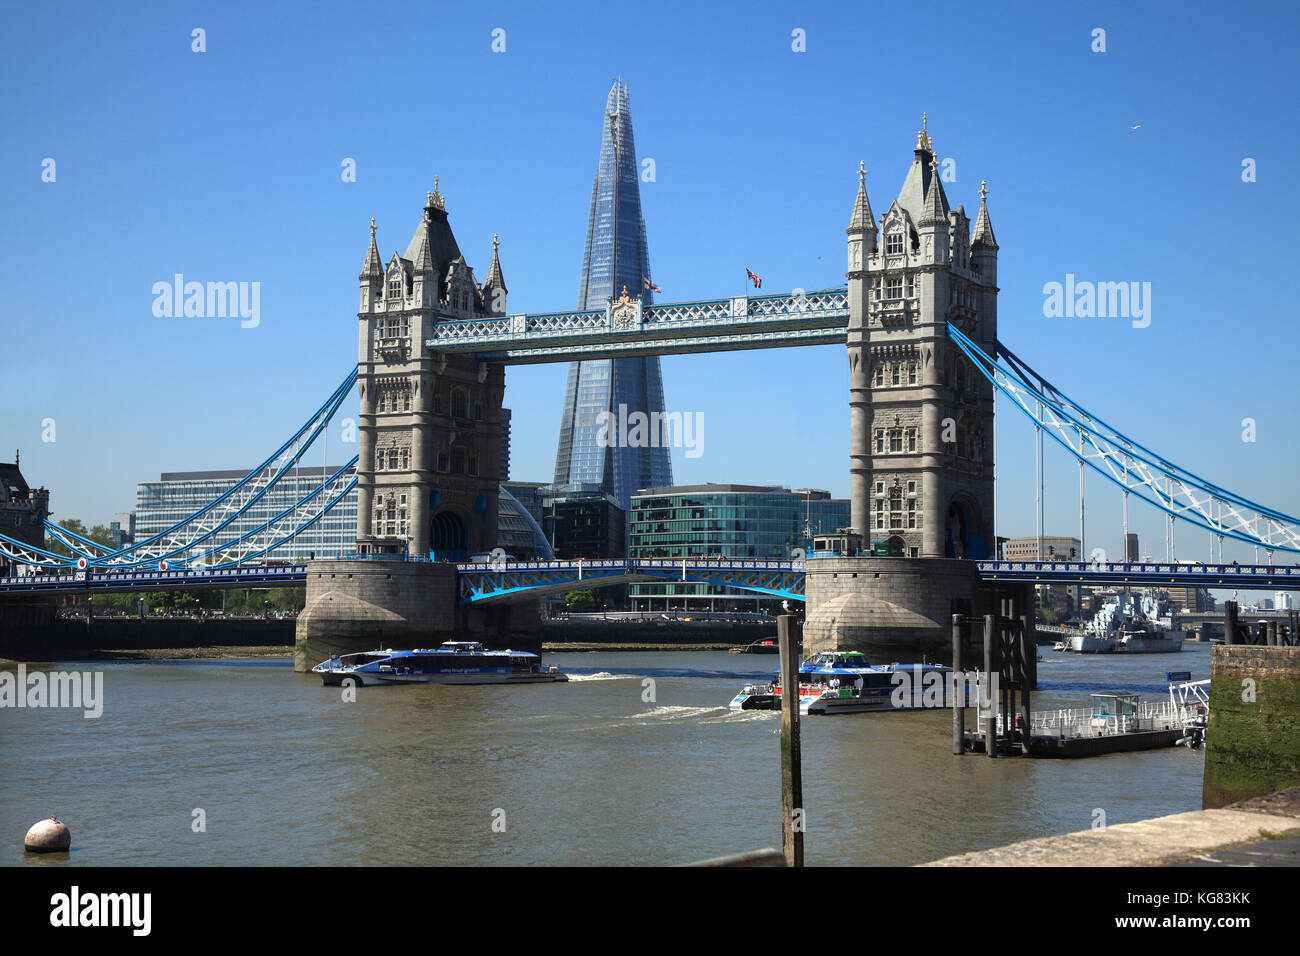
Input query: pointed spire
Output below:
<box><xmin>429</xmin><ymin>176</ymin><xmax>446</xmax><ymax>212</ymax></box>
<box><xmin>413</xmin><ymin>226</ymin><xmax>434</xmax><ymax>274</ymax></box>
<box><xmin>848</xmin><ymin>160</ymin><xmax>876</xmax><ymax>234</ymax></box>
<box><xmin>916</xmin><ymin>112</ymin><xmax>933</xmax><ymax>153</ymax></box>
<box><xmin>483</xmin><ymin>232</ymin><xmax>507</xmax><ymax>294</ymax></box>
<box><xmin>972</xmin><ymin>180</ymin><xmax>998</xmax><ymax>250</ymax></box>
<box><xmin>919</xmin><ymin>157</ymin><xmax>947</xmax><ymax>226</ymax></box>
<box><xmin>359</xmin><ymin>217</ymin><xmax>382</xmax><ymax>280</ymax></box>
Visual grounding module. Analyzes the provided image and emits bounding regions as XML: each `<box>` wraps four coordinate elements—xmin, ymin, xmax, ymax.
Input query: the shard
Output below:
<box><xmin>552</xmin><ymin>80</ymin><xmax>672</xmax><ymax>510</ymax></box>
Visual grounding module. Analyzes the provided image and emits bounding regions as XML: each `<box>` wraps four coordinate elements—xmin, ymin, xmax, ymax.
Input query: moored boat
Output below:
<box><xmin>728</xmin><ymin>651</ymin><xmax>959</xmax><ymax>715</ymax></box>
<box><xmin>312</xmin><ymin>641</ymin><xmax>568</xmax><ymax>686</ymax></box>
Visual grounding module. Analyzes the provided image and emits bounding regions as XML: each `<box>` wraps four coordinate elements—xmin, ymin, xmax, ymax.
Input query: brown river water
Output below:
<box><xmin>1</xmin><ymin>643</ymin><xmax>1210</xmax><ymax>866</ymax></box>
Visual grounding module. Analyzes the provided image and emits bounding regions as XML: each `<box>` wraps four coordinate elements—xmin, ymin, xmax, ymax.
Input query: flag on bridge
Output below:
<box><xmin>746</xmin><ymin>268</ymin><xmax>762</xmax><ymax>289</ymax></box>
<box><xmin>643</xmin><ymin>277</ymin><xmax>661</xmax><ymax>293</ymax></box>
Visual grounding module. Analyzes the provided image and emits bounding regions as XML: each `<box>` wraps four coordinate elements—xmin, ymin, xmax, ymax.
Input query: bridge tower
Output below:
<box><xmin>807</xmin><ymin>116</ymin><xmax>1025</xmax><ymax>664</ymax></box>
<box><xmin>846</xmin><ymin>115</ymin><xmax>998</xmax><ymax>560</ymax></box>
<box><xmin>355</xmin><ymin>184</ymin><xmax>507</xmax><ymax>560</ymax></box>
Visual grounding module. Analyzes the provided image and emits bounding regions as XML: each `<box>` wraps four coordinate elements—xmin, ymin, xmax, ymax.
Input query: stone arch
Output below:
<box><xmin>944</xmin><ymin>493</ymin><xmax>985</xmax><ymax>560</ymax></box>
<box><xmin>430</xmin><ymin>509</ymin><xmax>468</xmax><ymax>560</ymax></box>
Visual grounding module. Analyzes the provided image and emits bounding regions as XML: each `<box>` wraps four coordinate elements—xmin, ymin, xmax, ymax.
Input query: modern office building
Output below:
<box><xmin>500</xmin><ymin>408</ymin><xmax>512</xmax><ymax>481</ymax></box>
<box><xmin>108</xmin><ymin>513</ymin><xmax>135</xmax><ymax>549</ymax></box>
<box><xmin>1002</xmin><ymin>535</ymin><xmax>1082</xmax><ymax>561</ymax></box>
<box><xmin>543</xmin><ymin>486</ymin><xmax>626</xmax><ymax>560</ymax></box>
<box><xmin>628</xmin><ymin>484</ymin><xmax>849</xmax><ymax>612</ymax></box>
<box><xmin>135</xmin><ymin>466</ymin><xmax>360</xmax><ymax>563</ymax></box>
<box><xmin>134</xmin><ymin>466</ymin><xmax>550</xmax><ymax>564</ymax></box>
<box><xmin>552</xmin><ymin>80</ymin><xmax>672</xmax><ymax>512</ymax></box>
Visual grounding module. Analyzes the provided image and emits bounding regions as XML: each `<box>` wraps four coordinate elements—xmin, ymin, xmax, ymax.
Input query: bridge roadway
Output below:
<box><xmin>975</xmin><ymin>561</ymin><xmax>1300</xmax><ymax>588</ymax></box>
<box><xmin>2</xmin><ymin>559</ymin><xmax>1295</xmax><ymax>602</ymax></box>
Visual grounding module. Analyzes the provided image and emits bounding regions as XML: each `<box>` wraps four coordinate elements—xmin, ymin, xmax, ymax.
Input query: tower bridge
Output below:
<box><xmin>4</xmin><ymin>117</ymin><xmax>1298</xmax><ymax>670</ymax></box>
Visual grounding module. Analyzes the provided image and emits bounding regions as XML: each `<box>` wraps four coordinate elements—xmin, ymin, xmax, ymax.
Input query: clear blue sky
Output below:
<box><xmin>3</xmin><ymin>0</ymin><xmax>1298</xmax><ymax>569</ymax></box>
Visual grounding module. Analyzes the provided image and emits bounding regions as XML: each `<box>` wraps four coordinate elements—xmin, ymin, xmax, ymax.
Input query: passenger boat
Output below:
<box><xmin>728</xmin><ymin>651</ymin><xmax>957</xmax><ymax>715</ymax></box>
<box><xmin>312</xmin><ymin>641</ymin><xmax>568</xmax><ymax>686</ymax></box>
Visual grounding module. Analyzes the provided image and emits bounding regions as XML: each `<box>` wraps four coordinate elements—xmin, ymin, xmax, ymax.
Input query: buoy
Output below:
<box><xmin>24</xmin><ymin>816</ymin><xmax>71</xmax><ymax>853</ymax></box>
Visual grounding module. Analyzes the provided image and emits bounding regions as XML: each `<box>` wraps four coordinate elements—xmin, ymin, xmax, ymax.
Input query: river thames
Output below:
<box><xmin>2</xmin><ymin>643</ymin><xmax>1210</xmax><ymax>867</ymax></box>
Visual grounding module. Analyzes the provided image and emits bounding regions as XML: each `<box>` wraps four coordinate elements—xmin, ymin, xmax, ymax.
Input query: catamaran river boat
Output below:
<box><xmin>1070</xmin><ymin>590</ymin><xmax>1185</xmax><ymax>654</ymax></box>
<box><xmin>729</xmin><ymin>651</ymin><xmax>957</xmax><ymax>715</ymax></box>
<box><xmin>312</xmin><ymin>641</ymin><xmax>568</xmax><ymax>686</ymax></box>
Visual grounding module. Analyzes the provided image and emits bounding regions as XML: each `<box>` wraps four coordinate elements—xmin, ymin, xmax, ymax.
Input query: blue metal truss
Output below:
<box><xmin>0</xmin><ymin>369</ymin><xmax>358</xmax><ymax>571</ymax></box>
<box><xmin>947</xmin><ymin>322</ymin><xmax>1300</xmax><ymax>556</ymax></box>
<box><xmin>456</xmin><ymin>558</ymin><xmax>807</xmax><ymax>604</ymax></box>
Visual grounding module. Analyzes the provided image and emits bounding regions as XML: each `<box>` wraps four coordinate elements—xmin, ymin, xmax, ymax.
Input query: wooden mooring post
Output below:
<box><xmin>1224</xmin><ymin>601</ymin><xmax>1239</xmax><ymax>645</ymax></box>
<box><xmin>777</xmin><ymin>614</ymin><xmax>803</xmax><ymax>867</ymax></box>
<box><xmin>952</xmin><ymin>614</ymin><xmax>964</xmax><ymax>755</ymax></box>
<box><xmin>983</xmin><ymin>613</ymin><xmax>997</xmax><ymax>758</ymax></box>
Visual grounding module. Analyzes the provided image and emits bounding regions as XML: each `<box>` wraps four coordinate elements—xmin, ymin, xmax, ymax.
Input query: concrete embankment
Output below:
<box><xmin>922</xmin><ymin>787</ymin><xmax>1300</xmax><ymax>866</ymax></box>
<box><xmin>0</xmin><ymin>603</ymin><xmax>294</xmax><ymax>660</ymax></box>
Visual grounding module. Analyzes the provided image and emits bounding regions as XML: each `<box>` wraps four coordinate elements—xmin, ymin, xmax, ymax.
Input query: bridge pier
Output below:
<box><xmin>803</xmin><ymin>556</ymin><xmax>1034</xmax><ymax>675</ymax></box>
<box><xmin>294</xmin><ymin>560</ymin><xmax>540</xmax><ymax>671</ymax></box>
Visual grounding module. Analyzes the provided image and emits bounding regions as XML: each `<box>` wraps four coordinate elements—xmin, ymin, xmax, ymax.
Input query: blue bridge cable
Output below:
<box><xmin>945</xmin><ymin>323</ymin><xmax>1299</xmax><ymax>553</ymax></box>
<box><xmin>990</xmin><ymin>336</ymin><xmax>1291</xmax><ymax>521</ymax></box>
<box><xmin>188</xmin><ymin>456</ymin><xmax>359</xmax><ymax>566</ymax></box>
<box><xmin>39</xmin><ymin>367</ymin><xmax>358</xmax><ymax>566</ymax></box>
<box><xmin>90</xmin><ymin>390</ymin><xmax>357</xmax><ymax>569</ymax></box>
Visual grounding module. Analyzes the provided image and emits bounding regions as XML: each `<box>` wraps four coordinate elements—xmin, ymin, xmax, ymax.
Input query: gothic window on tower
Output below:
<box><xmin>889</xmin><ymin>486</ymin><xmax>903</xmax><ymax>530</ymax></box>
<box><xmin>906</xmin><ymin>427</ymin><xmax>917</xmax><ymax>452</ymax></box>
<box><xmin>874</xmin><ymin>430</ymin><xmax>885</xmax><ymax>454</ymax></box>
<box><xmin>468</xmin><ymin>455</ymin><xmax>479</xmax><ymax>477</ymax></box>
<box><xmin>451</xmin><ymin>389</ymin><xmax>468</xmax><ymax>419</ymax></box>
<box><xmin>886</xmin><ymin>231</ymin><xmax>903</xmax><ymax>256</ymax></box>
<box><xmin>873</xmin><ymin>365</ymin><xmax>883</xmax><ymax>386</ymax></box>
<box><xmin>908</xmin><ymin>363</ymin><xmax>917</xmax><ymax>385</ymax></box>
<box><xmin>907</xmin><ymin>497</ymin><xmax>917</xmax><ymax>529</ymax></box>
<box><xmin>402</xmin><ymin>392</ymin><xmax>411</xmax><ymax>412</ymax></box>
<box><xmin>889</xmin><ymin>429</ymin><xmax>903</xmax><ymax>453</ymax></box>
<box><xmin>387</xmin><ymin>449</ymin><xmax>398</xmax><ymax>470</ymax></box>
<box><xmin>905</xmin><ymin>274</ymin><xmax>914</xmax><ymax>298</ymax></box>
<box><xmin>437</xmin><ymin>451</ymin><xmax>449</xmax><ymax>472</ymax></box>
<box><xmin>433</xmin><ymin>392</ymin><xmax>444</xmax><ymax>415</ymax></box>
<box><xmin>451</xmin><ymin>448</ymin><xmax>466</xmax><ymax>474</ymax></box>
<box><xmin>387</xmin><ymin>275</ymin><xmax>402</xmax><ymax>302</ymax></box>
<box><xmin>885</xmin><ymin>277</ymin><xmax>903</xmax><ymax>300</ymax></box>
<box><xmin>891</xmin><ymin>365</ymin><xmax>900</xmax><ymax>386</ymax></box>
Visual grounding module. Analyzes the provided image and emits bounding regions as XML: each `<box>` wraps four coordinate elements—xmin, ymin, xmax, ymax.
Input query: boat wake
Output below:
<box><xmin>622</xmin><ymin>705</ymin><xmax>728</xmax><ymax>722</ymax></box>
<box><xmin>565</xmin><ymin>671</ymin><xmax>640</xmax><ymax>682</ymax></box>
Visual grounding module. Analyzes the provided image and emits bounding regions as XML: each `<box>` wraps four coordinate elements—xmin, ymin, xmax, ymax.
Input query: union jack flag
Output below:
<box><xmin>746</xmin><ymin>268</ymin><xmax>762</xmax><ymax>289</ymax></box>
<box><xmin>643</xmin><ymin>277</ymin><xmax>661</xmax><ymax>293</ymax></box>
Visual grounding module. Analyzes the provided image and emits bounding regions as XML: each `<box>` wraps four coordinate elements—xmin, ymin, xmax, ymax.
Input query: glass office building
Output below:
<box><xmin>134</xmin><ymin>466</ymin><xmax>360</xmax><ymax>564</ymax></box>
<box><xmin>628</xmin><ymin>484</ymin><xmax>850</xmax><ymax>612</ymax></box>
<box><xmin>553</xmin><ymin>80</ymin><xmax>672</xmax><ymax>512</ymax></box>
<box><xmin>135</xmin><ymin>469</ymin><xmax>551</xmax><ymax>563</ymax></box>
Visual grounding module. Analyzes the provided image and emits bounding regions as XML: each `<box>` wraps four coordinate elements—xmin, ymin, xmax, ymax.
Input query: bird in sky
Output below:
<box><xmin>1129</xmin><ymin>124</ymin><xmax>1142</xmax><ymax>130</ymax></box>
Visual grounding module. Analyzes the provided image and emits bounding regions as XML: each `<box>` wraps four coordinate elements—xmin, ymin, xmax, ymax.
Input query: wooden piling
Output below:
<box><xmin>1019</xmin><ymin>613</ymin><xmax>1034</xmax><ymax>755</ymax></box>
<box><xmin>777</xmin><ymin>614</ymin><xmax>803</xmax><ymax>868</ymax></box>
<box><xmin>952</xmin><ymin>614</ymin><xmax>964</xmax><ymax>755</ymax></box>
<box><xmin>983</xmin><ymin>613</ymin><xmax>997</xmax><ymax>758</ymax></box>
<box><xmin>1224</xmin><ymin>601</ymin><xmax>1239</xmax><ymax>645</ymax></box>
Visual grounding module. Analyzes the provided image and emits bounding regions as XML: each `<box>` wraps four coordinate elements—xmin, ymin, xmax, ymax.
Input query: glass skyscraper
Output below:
<box><xmin>553</xmin><ymin>80</ymin><xmax>672</xmax><ymax>511</ymax></box>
